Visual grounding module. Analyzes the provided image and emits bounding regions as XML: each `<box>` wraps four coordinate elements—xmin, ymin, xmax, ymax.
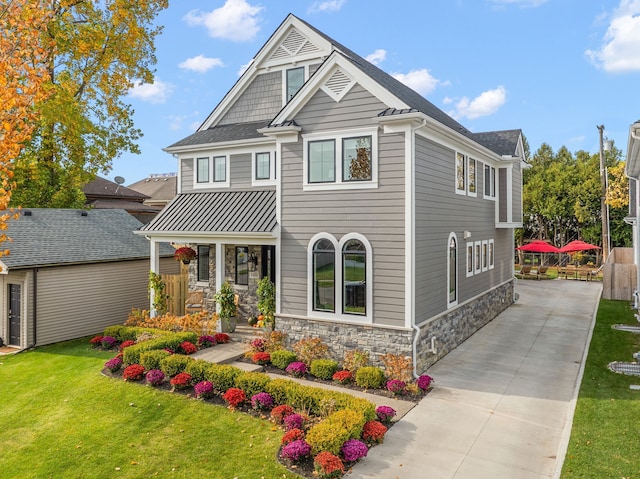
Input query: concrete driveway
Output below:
<box><xmin>349</xmin><ymin>279</ymin><xmax>601</xmax><ymax>479</ymax></box>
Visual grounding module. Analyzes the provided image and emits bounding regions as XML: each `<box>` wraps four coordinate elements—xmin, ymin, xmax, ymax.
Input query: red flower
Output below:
<box><xmin>214</xmin><ymin>333</ymin><xmax>230</xmax><ymax>344</ymax></box>
<box><xmin>252</xmin><ymin>351</ymin><xmax>271</xmax><ymax>365</ymax></box>
<box><xmin>170</xmin><ymin>372</ymin><xmax>192</xmax><ymax>390</ymax></box>
<box><xmin>332</xmin><ymin>370</ymin><xmax>353</xmax><ymax>384</ymax></box>
<box><xmin>89</xmin><ymin>335</ymin><xmax>103</xmax><ymax>347</ymax></box>
<box><xmin>270</xmin><ymin>404</ymin><xmax>294</xmax><ymax>424</ymax></box>
<box><xmin>281</xmin><ymin>428</ymin><xmax>305</xmax><ymax>446</ymax></box>
<box><xmin>119</xmin><ymin>340</ymin><xmax>135</xmax><ymax>351</ymax></box>
<box><xmin>122</xmin><ymin>364</ymin><xmax>145</xmax><ymax>381</ymax></box>
<box><xmin>314</xmin><ymin>451</ymin><xmax>344</xmax><ymax>477</ymax></box>
<box><xmin>362</xmin><ymin>420</ymin><xmax>387</xmax><ymax>445</ymax></box>
<box><xmin>174</xmin><ymin>246</ymin><xmax>197</xmax><ymax>262</ymax></box>
<box><xmin>179</xmin><ymin>341</ymin><xmax>197</xmax><ymax>355</ymax></box>
<box><xmin>222</xmin><ymin>387</ymin><xmax>246</xmax><ymax>408</ymax></box>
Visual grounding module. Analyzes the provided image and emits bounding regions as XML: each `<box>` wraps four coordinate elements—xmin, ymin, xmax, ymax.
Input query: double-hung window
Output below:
<box><xmin>193</xmin><ymin>155</ymin><xmax>228</xmax><ymax>188</ymax></box>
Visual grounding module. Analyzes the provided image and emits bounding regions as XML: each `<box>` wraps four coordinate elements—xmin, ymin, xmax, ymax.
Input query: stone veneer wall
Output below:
<box><xmin>277</xmin><ymin>279</ymin><xmax>514</xmax><ymax>374</ymax></box>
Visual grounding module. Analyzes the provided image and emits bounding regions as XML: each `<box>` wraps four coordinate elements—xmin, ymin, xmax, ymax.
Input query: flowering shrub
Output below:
<box><xmin>283</xmin><ymin>413</ymin><xmax>306</xmax><ymax>431</ymax></box>
<box><xmin>332</xmin><ymin>370</ymin><xmax>353</xmax><ymax>384</ymax></box>
<box><xmin>194</xmin><ymin>380</ymin><xmax>214</xmax><ymax>399</ymax></box>
<box><xmin>386</xmin><ymin>379</ymin><xmax>407</xmax><ymax>395</ymax></box>
<box><xmin>101</xmin><ymin>336</ymin><xmax>117</xmax><ymax>350</ymax></box>
<box><xmin>252</xmin><ymin>352</ymin><xmax>271</xmax><ymax>365</ymax></box>
<box><xmin>214</xmin><ymin>333</ymin><xmax>230</xmax><ymax>344</ymax></box>
<box><xmin>362</xmin><ymin>420</ymin><xmax>387</xmax><ymax>445</ymax></box>
<box><xmin>314</xmin><ymin>451</ymin><xmax>344</xmax><ymax>479</ymax></box>
<box><xmin>285</xmin><ymin>361</ymin><xmax>307</xmax><ymax>377</ymax></box>
<box><xmin>89</xmin><ymin>335</ymin><xmax>103</xmax><ymax>348</ymax></box>
<box><xmin>375</xmin><ymin>405</ymin><xmax>397</xmax><ymax>424</ymax></box>
<box><xmin>416</xmin><ymin>374</ymin><xmax>433</xmax><ymax>391</ymax></box>
<box><xmin>104</xmin><ymin>357</ymin><xmax>123</xmax><ymax>373</ymax></box>
<box><xmin>251</xmin><ymin>392</ymin><xmax>274</xmax><ymax>410</ymax></box>
<box><xmin>197</xmin><ymin>335</ymin><xmax>216</xmax><ymax>348</ymax></box>
<box><xmin>281</xmin><ymin>428</ymin><xmax>305</xmax><ymax>446</ymax></box>
<box><xmin>280</xmin><ymin>439</ymin><xmax>311</xmax><ymax>463</ymax></box>
<box><xmin>170</xmin><ymin>372</ymin><xmax>192</xmax><ymax>390</ymax></box>
<box><xmin>179</xmin><ymin>341</ymin><xmax>197</xmax><ymax>355</ymax></box>
<box><xmin>174</xmin><ymin>246</ymin><xmax>197</xmax><ymax>262</ymax></box>
<box><xmin>122</xmin><ymin>364</ymin><xmax>145</xmax><ymax>381</ymax></box>
<box><xmin>119</xmin><ymin>340</ymin><xmax>136</xmax><ymax>351</ymax></box>
<box><xmin>249</xmin><ymin>337</ymin><xmax>266</xmax><ymax>352</ymax></box>
<box><xmin>222</xmin><ymin>387</ymin><xmax>246</xmax><ymax>408</ymax></box>
<box><xmin>341</xmin><ymin>438</ymin><xmax>368</xmax><ymax>462</ymax></box>
<box><xmin>145</xmin><ymin>369</ymin><xmax>165</xmax><ymax>386</ymax></box>
<box><xmin>270</xmin><ymin>404</ymin><xmax>295</xmax><ymax>424</ymax></box>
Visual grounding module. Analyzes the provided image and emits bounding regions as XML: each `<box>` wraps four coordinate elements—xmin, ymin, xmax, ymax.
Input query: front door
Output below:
<box><xmin>8</xmin><ymin>284</ymin><xmax>21</xmax><ymax>346</ymax></box>
<box><xmin>261</xmin><ymin>245</ymin><xmax>276</xmax><ymax>283</ymax></box>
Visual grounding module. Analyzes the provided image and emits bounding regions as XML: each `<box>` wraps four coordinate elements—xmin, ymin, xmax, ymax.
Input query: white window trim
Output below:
<box><xmin>192</xmin><ymin>156</ymin><xmax>230</xmax><ymax>189</ymax></box>
<box><xmin>455</xmin><ymin>152</ymin><xmax>466</xmax><ymax>196</ymax></box>
<box><xmin>481</xmin><ymin>240</ymin><xmax>489</xmax><ymax>272</ymax></box>
<box><xmin>307</xmin><ymin>232</ymin><xmax>373</xmax><ymax>324</ymax></box>
<box><xmin>302</xmin><ymin>128</ymin><xmax>378</xmax><ymax>191</ymax></box>
<box><xmin>474</xmin><ymin>241</ymin><xmax>482</xmax><ymax>274</ymax></box>
<box><xmin>466</xmin><ymin>241</ymin><xmax>474</xmax><ymax>278</ymax></box>
<box><xmin>447</xmin><ymin>232</ymin><xmax>458</xmax><ymax>308</ymax></box>
<box><xmin>488</xmin><ymin>239</ymin><xmax>495</xmax><ymax>269</ymax></box>
<box><xmin>467</xmin><ymin>157</ymin><xmax>477</xmax><ymax>197</ymax></box>
<box><xmin>282</xmin><ymin>65</ymin><xmax>308</xmax><ymax>105</ymax></box>
<box><xmin>483</xmin><ymin>163</ymin><xmax>496</xmax><ymax>200</ymax></box>
<box><xmin>251</xmin><ymin>150</ymin><xmax>276</xmax><ymax>186</ymax></box>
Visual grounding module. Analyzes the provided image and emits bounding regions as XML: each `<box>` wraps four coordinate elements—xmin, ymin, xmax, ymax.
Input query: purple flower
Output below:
<box><xmin>375</xmin><ymin>405</ymin><xmax>397</xmax><ymax>423</ymax></box>
<box><xmin>104</xmin><ymin>357</ymin><xmax>123</xmax><ymax>372</ymax></box>
<box><xmin>416</xmin><ymin>374</ymin><xmax>433</xmax><ymax>391</ymax></box>
<box><xmin>386</xmin><ymin>379</ymin><xmax>407</xmax><ymax>395</ymax></box>
<box><xmin>197</xmin><ymin>335</ymin><xmax>217</xmax><ymax>348</ymax></box>
<box><xmin>280</xmin><ymin>439</ymin><xmax>311</xmax><ymax>462</ymax></box>
<box><xmin>341</xmin><ymin>439</ymin><xmax>368</xmax><ymax>462</ymax></box>
<box><xmin>194</xmin><ymin>380</ymin><xmax>214</xmax><ymax>399</ymax></box>
<box><xmin>285</xmin><ymin>361</ymin><xmax>307</xmax><ymax>377</ymax></box>
<box><xmin>283</xmin><ymin>413</ymin><xmax>305</xmax><ymax>431</ymax></box>
<box><xmin>251</xmin><ymin>392</ymin><xmax>274</xmax><ymax>410</ymax></box>
<box><xmin>145</xmin><ymin>369</ymin><xmax>165</xmax><ymax>386</ymax></box>
<box><xmin>101</xmin><ymin>336</ymin><xmax>117</xmax><ymax>349</ymax></box>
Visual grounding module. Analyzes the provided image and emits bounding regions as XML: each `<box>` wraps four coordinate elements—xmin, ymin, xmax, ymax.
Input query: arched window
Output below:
<box><xmin>312</xmin><ymin>238</ymin><xmax>335</xmax><ymax>312</ymax></box>
<box><xmin>448</xmin><ymin>233</ymin><xmax>458</xmax><ymax>306</ymax></box>
<box><xmin>342</xmin><ymin>239</ymin><xmax>366</xmax><ymax>315</ymax></box>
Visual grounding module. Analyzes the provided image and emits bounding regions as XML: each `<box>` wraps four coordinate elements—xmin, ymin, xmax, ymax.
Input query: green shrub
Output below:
<box><xmin>264</xmin><ymin>378</ymin><xmax>295</xmax><ymax>405</ymax></box>
<box><xmin>139</xmin><ymin>350</ymin><xmax>170</xmax><ymax>371</ymax></box>
<box><xmin>184</xmin><ymin>359</ymin><xmax>211</xmax><ymax>384</ymax></box>
<box><xmin>235</xmin><ymin>371</ymin><xmax>271</xmax><ymax>398</ymax></box>
<box><xmin>306</xmin><ymin>409</ymin><xmax>366</xmax><ymax>455</ymax></box>
<box><xmin>103</xmin><ymin>325</ymin><xmax>172</xmax><ymax>343</ymax></box>
<box><xmin>160</xmin><ymin>354</ymin><xmax>194</xmax><ymax>377</ymax></box>
<box><xmin>310</xmin><ymin>359</ymin><xmax>339</xmax><ymax>380</ymax></box>
<box><xmin>122</xmin><ymin>332</ymin><xmax>198</xmax><ymax>365</ymax></box>
<box><xmin>355</xmin><ymin>366</ymin><xmax>385</xmax><ymax>389</ymax></box>
<box><xmin>270</xmin><ymin>350</ymin><xmax>297</xmax><ymax>370</ymax></box>
<box><xmin>205</xmin><ymin>364</ymin><xmax>241</xmax><ymax>393</ymax></box>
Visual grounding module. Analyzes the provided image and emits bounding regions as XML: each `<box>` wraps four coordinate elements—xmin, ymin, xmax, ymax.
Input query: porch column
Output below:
<box><xmin>215</xmin><ymin>242</ymin><xmax>225</xmax><ymax>316</ymax></box>
<box><xmin>149</xmin><ymin>240</ymin><xmax>161</xmax><ymax>317</ymax></box>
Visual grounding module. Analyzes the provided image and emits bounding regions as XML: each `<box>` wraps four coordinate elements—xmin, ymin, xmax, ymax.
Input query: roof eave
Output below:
<box><xmin>163</xmin><ymin>136</ymin><xmax>274</xmax><ymax>155</ymax></box>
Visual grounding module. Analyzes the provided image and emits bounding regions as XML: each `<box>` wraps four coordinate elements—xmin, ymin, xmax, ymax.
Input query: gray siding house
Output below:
<box><xmin>140</xmin><ymin>15</ymin><xmax>524</xmax><ymax>373</ymax></box>
<box><xmin>0</xmin><ymin>209</ymin><xmax>179</xmax><ymax>349</ymax></box>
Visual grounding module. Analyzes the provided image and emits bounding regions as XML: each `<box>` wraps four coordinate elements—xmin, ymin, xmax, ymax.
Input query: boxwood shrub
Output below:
<box><xmin>184</xmin><ymin>359</ymin><xmax>211</xmax><ymax>384</ymax></box>
<box><xmin>235</xmin><ymin>371</ymin><xmax>271</xmax><ymax>398</ymax></box>
<box><xmin>139</xmin><ymin>350</ymin><xmax>171</xmax><ymax>372</ymax></box>
<box><xmin>270</xmin><ymin>350</ymin><xmax>297</xmax><ymax>370</ymax></box>
<box><xmin>103</xmin><ymin>325</ymin><xmax>172</xmax><ymax>343</ymax></box>
<box><xmin>160</xmin><ymin>354</ymin><xmax>194</xmax><ymax>377</ymax></box>
<box><xmin>205</xmin><ymin>364</ymin><xmax>242</xmax><ymax>393</ymax></box>
<box><xmin>306</xmin><ymin>409</ymin><xmax>366</xmax><ymax>455</ymax></box>
<box><xmin>122</xmin><ymin>332</ymin><xmax>198</xmax><ymax>365</ymax></box>
<box><xmin>355</xmin><ymin>366</ymin><xmax>386</xmax><ymax>389</ymax></box>
<box><xmin>310</xmin><ymin>359</ymin><xmax>339</xmax><ymax>380</ymax></box>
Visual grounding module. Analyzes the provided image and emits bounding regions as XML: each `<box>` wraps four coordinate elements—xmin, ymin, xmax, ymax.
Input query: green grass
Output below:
<box><xmin>0</xmin><ymin>339</ymin><xmax>300</xmax><ymax>479</ymax></box>
<box><xmin>561</xmin><ymin>299</ymin><xmax>640</xmax><ymax>478</ymax></box>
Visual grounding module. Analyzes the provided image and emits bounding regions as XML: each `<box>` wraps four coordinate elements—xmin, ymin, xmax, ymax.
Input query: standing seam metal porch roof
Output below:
<box><xmin>140</xmin><ymin>190</ymin><xmax>277</xmax><ymax>234</ymax></box>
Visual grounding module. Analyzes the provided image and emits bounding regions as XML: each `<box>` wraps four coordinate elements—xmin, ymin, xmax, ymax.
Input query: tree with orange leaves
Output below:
<box><xmin>0</xmin><ymin>0</ymin><xmax>52</xmax><ymax>258</ymax></box>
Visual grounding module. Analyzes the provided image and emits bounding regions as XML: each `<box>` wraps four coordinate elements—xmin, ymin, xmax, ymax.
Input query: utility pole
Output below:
<box><xmin>597</xmin><ymin>125</ymin><xmax>610</xmax><ymax>262</ymax></box>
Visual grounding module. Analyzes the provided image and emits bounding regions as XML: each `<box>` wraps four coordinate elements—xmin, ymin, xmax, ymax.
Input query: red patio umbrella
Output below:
<box><xmin>516</xmin><ymin>240</ymin><xmax>560</xmax><ymax>253</ymax></box>
<box><xmin>559</xmin><ymin>240</ymin><xmax>601</xmax><ymax>253</ymax></box>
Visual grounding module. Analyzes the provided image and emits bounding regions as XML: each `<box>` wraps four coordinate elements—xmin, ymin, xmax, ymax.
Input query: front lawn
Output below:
<box><xmin>0</xmin><ymin>338</ymin><xmax>300</xmax><ymax>479</ymax></box>
<box><xmin>561</xmin><ymin>299</ymin><xmax>640</xmax><ymax>478</ymax></box>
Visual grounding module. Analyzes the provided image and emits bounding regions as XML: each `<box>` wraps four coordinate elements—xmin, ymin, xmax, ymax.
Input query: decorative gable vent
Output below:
<box><xmin>320</xmin><ymin>68</ymin><xmax>355</xmax><ymax>102</ymax></box>
<box><xmin>269</xmin><ymin>28</ymin><xmax>321</xmax><ymax>61</ymax></box>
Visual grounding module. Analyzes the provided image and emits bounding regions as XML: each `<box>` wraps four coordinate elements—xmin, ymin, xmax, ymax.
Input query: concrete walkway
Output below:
<box><xmin>349</xmin><ymin>279</ymin><xmax>602</xmax><ymax>479</ymax></box>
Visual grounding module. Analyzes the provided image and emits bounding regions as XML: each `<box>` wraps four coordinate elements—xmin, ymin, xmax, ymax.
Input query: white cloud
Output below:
<box><xmin>308</xmin><ymin>0</ymin><xmax>347</xmax><ymax>13</ymax></box>
<box><xmin>184</xmin><ymin>0</ymin><xmax>263</xmax><ymax>42</ymax></box>
<box><xmin>392</xmin><ymin>69</ymin><xmax>442</xmax><ymax>95</ymax></box>
<box><xmin>585</xmin><ymin>0</ymin><xmax>640</xmax><ymax>72</ymax></box>
<box><xmin>366</xmin><ymin>49</ymin><xmax>386</xmax><ymax>66</ymax></box>
<box><xmin>447</xmin><ymin>86</ymin><xmax>507</xmax><ymax>120</ymax></box>
<box><xmin>128</xmin><ymin>79</ymin><xmax>173</xmax><ymax>104</ymax></box>
<box><xmin>178</xmin><ymin>55</ymin><xmax>224</xmax><ymax>73</ymax></box>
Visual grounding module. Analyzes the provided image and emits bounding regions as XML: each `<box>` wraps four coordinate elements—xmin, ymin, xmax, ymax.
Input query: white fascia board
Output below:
<box><xmin>163</xmin><ymin>136</ymin><xmax>274</xmax><ymax>156</ymax></box>
<box><xmin>270</xmin><ymin>52</ymin><xmax>410</xmax><ymax>126</ymax></box>
<box><xmin>134</xmin><ymin>230</ymin><xmax>279</xmax><ymax>245</ymax></box>
<box><xmin>625</xmin><ymin>122</ymin><xmax>640</xmax><ymax>178</ymax></box>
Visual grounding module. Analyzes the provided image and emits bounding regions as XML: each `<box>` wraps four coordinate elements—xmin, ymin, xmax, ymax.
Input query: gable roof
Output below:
<box><xmin>84</xmin><ymin>176</ymin><xmax>149</xmax><ymax>201</ymax></box>
<box><xmin>0</xmin><ymin>209</ymin><xmax>172</xmax><ymax>270</ymax></box>
<box><xmin>472</xmin><ymin>129</ymin><xmax>523</xmax><ymax>157</ymax></box>
<box><xmin>127</xmin><ymin>174</ymin><xmax>178</xmax><ymax>204</ymax></box>
<box><xmin>140</xmin><ymin>190</ymin><xmax>277</xmax><ymax>235</ymax></box>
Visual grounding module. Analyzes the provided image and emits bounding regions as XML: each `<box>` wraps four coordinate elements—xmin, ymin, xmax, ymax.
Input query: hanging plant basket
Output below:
<box><xmin>174</xmin><ymin>246</ymin><xmax>197</xmax><ymax>264</ymax></box>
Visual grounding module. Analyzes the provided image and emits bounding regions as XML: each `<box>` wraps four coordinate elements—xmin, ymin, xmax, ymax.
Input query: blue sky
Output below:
<box><xmin>111</xmin><ymin>0</ymin><xmax>640</xmax><ymax>184</ymax></box>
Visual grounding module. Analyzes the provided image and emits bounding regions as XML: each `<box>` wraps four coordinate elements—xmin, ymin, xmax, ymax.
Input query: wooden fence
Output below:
<box><xmin>162</xmin><ymin>271</ymin><xmax>188</xmax><ymax>315</ymax></box>
<box><xmin>602</xmin><ymin>247</ymin><xmax>637</xmax><ymax>301</ymax></box>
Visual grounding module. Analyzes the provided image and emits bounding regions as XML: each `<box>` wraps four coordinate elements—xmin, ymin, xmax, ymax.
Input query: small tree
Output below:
<box><xmin>257</xmin><ymin>277</ymin><xmax>276</xmax><ymax>330</ymax></box>
<box><xmin>214</xmin><ymin>281</ymin><xmax>236</xmax><ymax>328</ymax></box>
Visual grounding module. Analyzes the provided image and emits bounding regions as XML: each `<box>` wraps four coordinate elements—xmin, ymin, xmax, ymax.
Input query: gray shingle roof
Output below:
<box><xmin>471</xmin><ymin>130</ymin><xmax>522</xmax><ymax>157</ymax></box>
<box><xmin>1</xmin><ymin>209</ymin><xmax>171</xmax><ymax>270</ymax></box>
<box><xmin>140</xmin><ymin>190</ymin><xmax>277</xmax><ymax>234</ymax></box>
<box><xmin>167</xmin><ymin>121</ymin><xmax>271</xmax><ymax>149</ymax></box>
